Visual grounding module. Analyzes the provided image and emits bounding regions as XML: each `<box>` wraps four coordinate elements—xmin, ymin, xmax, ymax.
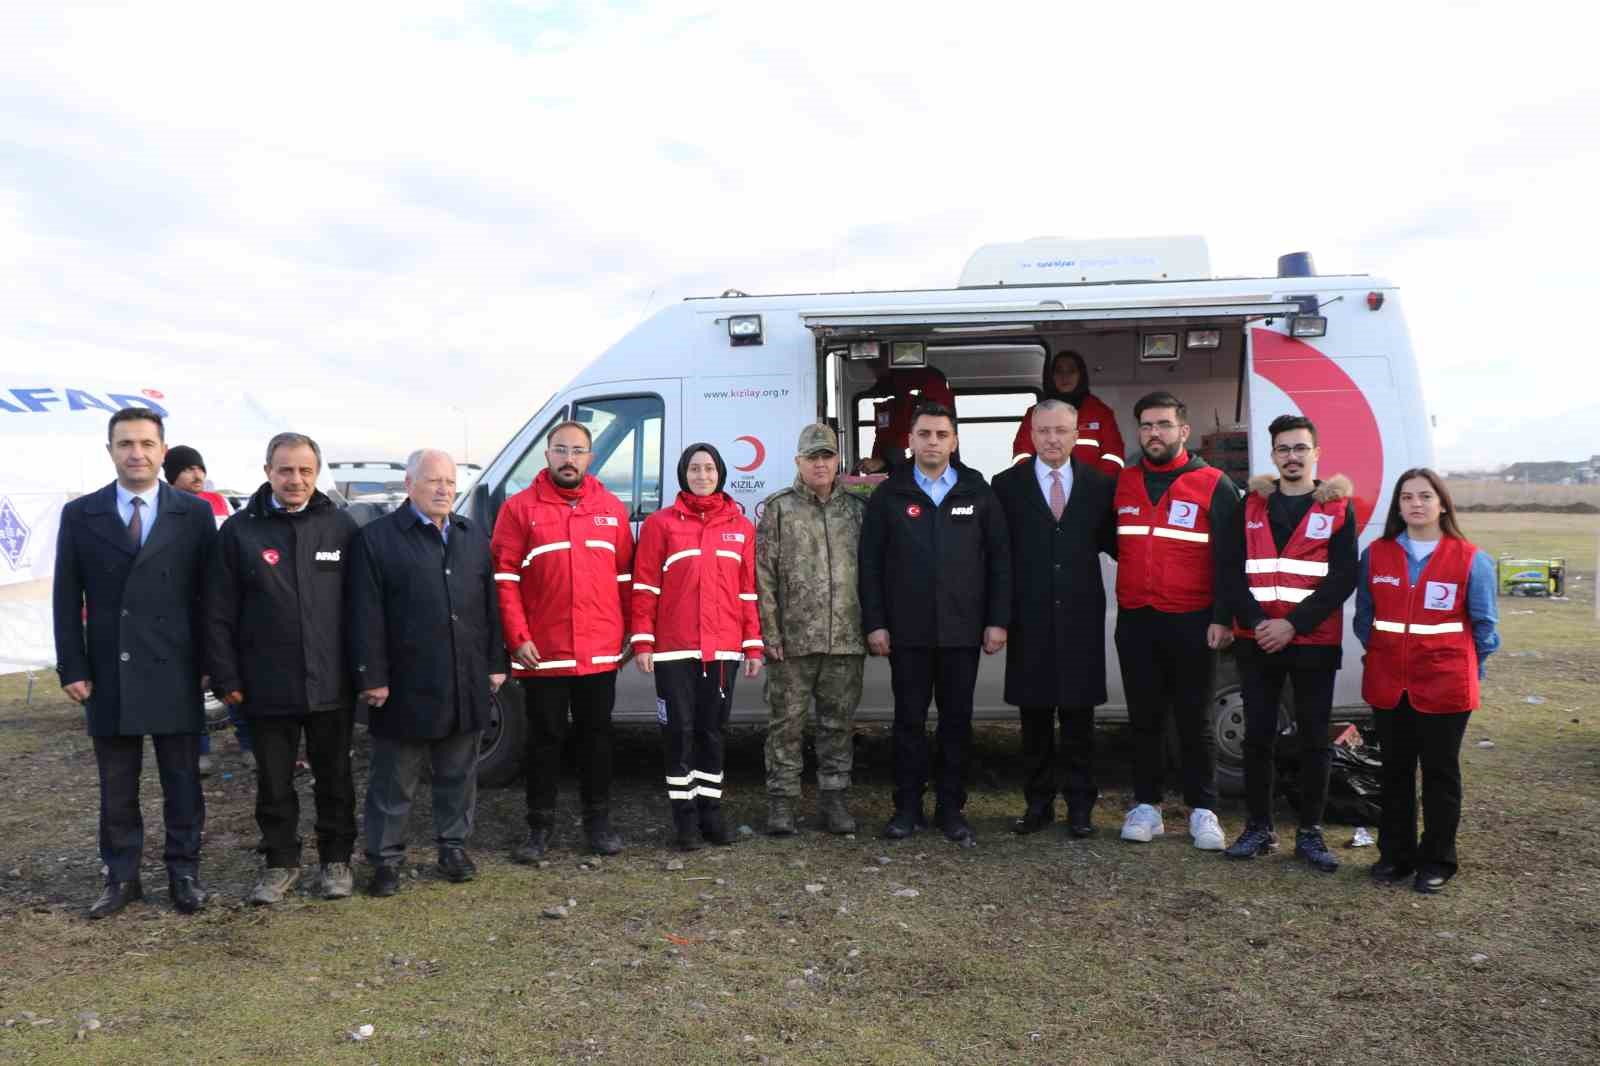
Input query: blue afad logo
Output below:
<box><xmin>0</xmin><ymin>496</ymin><xmax>30</xmax><ymax>571</ymax></box>
<box><xmin>0</xmin><ymin>387</ymin><xmax>170</xmax><ymax>417</ymax></box>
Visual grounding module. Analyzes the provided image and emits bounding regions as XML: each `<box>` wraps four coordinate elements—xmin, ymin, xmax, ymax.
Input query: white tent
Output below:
<box><xmin>1</xmin><ymin>382</ymin><xmax>337</xmax><ymax>674</ymax></box>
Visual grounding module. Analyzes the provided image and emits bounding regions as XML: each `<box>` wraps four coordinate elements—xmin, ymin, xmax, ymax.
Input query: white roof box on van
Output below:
<box><xmin>958</xmin><ymin>235</ymin><xmax>1212</xmax><ymax>288</ymax></box>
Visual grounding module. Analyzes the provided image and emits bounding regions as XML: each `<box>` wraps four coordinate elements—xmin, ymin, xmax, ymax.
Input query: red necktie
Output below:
<box><xmin>1049</xmin><ymin>470</ymin><xmax>1066</xmax><ymax>522</ymax></box>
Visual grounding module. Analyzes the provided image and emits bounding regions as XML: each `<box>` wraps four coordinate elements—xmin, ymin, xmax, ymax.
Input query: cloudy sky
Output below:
<box><xmin>3</xmin><ymin>0</ymin><xmax>1595</xmax><ymax>471</ymax></box>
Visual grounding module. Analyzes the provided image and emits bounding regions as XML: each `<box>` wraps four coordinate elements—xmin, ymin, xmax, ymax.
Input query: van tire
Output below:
<box><xmin>477</xmin><ymin>680</ymin><xmax>528</xmax><ymax>789</ymax></box>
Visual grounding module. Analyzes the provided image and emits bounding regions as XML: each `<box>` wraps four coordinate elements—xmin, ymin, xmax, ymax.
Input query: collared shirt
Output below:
<box><xmin>115</xmin><ymin>482</ymin><xmax>160</xmax><ymax>547</ymax></box>
<box><xmin>1354</xmin><ymin>531</ymin><xmax>1501</xmax><ymax>674</ymax></box>
<box><xmin>269</xmin><ymin>494</ymin><xmax>310</xmax><ymax>514</ymax></box>
<box><xmin>1034</xmin><ymin>456</ymin><xmax>1073</xmax><ymax>508</ymax></box>
<box><xmin>409</xmin><ymin>500</ymin><xmax>449</xmax><ymax>545</ymax></box>
<box><xmin>913</xmin><ymin>463</ymin><xmax>958</xmax><ymax>507</ymax></box>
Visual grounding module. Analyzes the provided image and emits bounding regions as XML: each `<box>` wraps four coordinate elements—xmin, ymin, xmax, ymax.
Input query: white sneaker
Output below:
<box><xmin>1120</xmin><ymin>804</ymin><xmax>1165</xmax><ymax>843</ymax></box>
<box><xmin>1190</xmin><ymin>808</ymin><xmax>1226</xmax><ymax>851</ymax></box>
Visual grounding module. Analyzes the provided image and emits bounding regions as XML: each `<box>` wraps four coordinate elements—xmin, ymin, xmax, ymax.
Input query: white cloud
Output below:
<box><xmin>1</xmin><ymin>0</ymin><xmax>1595</xmax><ymax>472</ymax></box>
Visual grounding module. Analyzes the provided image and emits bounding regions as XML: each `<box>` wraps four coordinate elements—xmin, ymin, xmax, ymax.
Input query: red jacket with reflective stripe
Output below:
<box><xmin>1012</xmin><ymin>393</ymin><xmax>1126</xmax><ymax>476</ymax></box>
<box><xmin>630</xmin><ymin>492</ymin><xmax>763</xmax><ymax>664</ymax></box>
<box><xmin>1113</xmin><ymin>460</ymin><xmax>1224</xmax><ymax>613</ymax></box>
<box><xmin>490</xmin><ymin>471</ymin><xmax>634</xmax><ymax>678</ymax></box>
<box><xmin>1361</xmin><ymin>536</ymin><xmax>1480</xmax><ymax>713</ymax></box>
<box><xmin>868</xmin><ymin>368</ymin><xmax>957</xmax><ymax>464</ymax></box>
<box><xmin>1232</xmin><ymin>491</ymin><xmax>1346</xmax><ymax>645</ymax></box>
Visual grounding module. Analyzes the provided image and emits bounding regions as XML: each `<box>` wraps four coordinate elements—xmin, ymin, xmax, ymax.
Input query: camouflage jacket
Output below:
<box><xmin>755</xmin><ymin>475</ymin><xmax>867</xmax><ymax>658</ymax></box>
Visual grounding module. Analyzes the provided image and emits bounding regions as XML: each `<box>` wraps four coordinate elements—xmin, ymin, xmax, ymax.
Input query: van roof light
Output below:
<box><xmin>727</xmin><ymin>314</ymin><xmax>763</xmax><ymax>346</ymax></box>
<box><xmin>1289</xmin><ymin>315</ymin><xmax>1327</xmax><ymax>338</ymax></box>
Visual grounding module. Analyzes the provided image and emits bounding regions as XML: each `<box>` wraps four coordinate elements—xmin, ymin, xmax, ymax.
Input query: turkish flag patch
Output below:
<box><xmin>261</xmin><ymin>549</ymin><xmax>281</xmax><ymax>566</ymax></box>
<box><xmin>905</xmin><ymin>504</ymin><xmax>922</xmax><ymax>518</ymax></box>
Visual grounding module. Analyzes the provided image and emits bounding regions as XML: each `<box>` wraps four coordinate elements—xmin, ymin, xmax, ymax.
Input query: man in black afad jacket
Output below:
<box><xmin>205</xmin><ymin>433</ymin><xmax>360</xmax><ymax>905</ymax></box>
<box><xmin>859</xmin><ymin>402</ymin><xmax>1010</xmax><ymax>846</ymax></box>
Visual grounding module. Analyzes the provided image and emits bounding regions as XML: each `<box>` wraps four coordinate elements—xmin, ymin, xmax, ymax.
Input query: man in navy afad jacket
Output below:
<box><xmin>859</xmin><ymin>403</ymin><xmax>1010</xmax><ymax>846</ymax></box>
<box><xmin>205</xmin><ymin>433</ymin><xmax>360</xmax><ymax>906</ymax></box>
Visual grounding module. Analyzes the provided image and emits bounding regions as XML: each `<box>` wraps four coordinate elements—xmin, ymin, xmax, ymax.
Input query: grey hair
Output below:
<box><xmin>1035</xmin><ymin>398</ymin><xmax>1079</xmax><ymax>419</ymax></box>
<box><xmin>265</xmin><ymin>432</ymin><xmax>323</xmax><ymax>468</ymax></box>
<box><xmin>405</xmin><ymin>448</ymin><xmax>456</xmax><ymax>478</ymax></box>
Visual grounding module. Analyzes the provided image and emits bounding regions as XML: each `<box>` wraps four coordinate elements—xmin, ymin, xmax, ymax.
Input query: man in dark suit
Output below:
<box><xmin>992</xmin><ymin>399</ymin><xmax>1118</xmax><ymax>838</ymax></box>
<box><xmin>346</xmin><ymin>449</ymin><xmax>507</xmax><ymax>896</ymax></box>
<box><xmin>53</xmin><ymin>407</ymin><xmax>219</xmax><ymax>918</ymax></box>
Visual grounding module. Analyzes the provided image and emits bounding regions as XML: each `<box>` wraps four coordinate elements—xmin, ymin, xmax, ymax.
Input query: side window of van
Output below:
<box><xmin>503</xmin><ymin>406</ymin><xmax>570</xmax><ymax>498</ymax></box>
<box><xmin>573</xmin><ymin>395</ymin><xmax>665</xmax><ymax>518</ymax></box>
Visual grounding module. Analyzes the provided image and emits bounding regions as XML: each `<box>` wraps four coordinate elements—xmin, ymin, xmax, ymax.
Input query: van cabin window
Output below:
<box><xmin>853</xmin><ymin>389</ymin><xmax>1033</xmax><ymax>480</ymax></box>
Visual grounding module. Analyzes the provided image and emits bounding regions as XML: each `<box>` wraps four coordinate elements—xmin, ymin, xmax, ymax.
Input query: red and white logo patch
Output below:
<box><xmin>261</xmin><ymin>549</ymin><xmax>280</xmax><ymax>566</ymax></box>
<box><xmin>721</xmin><ymin>532</ymin><xmax>745</xmax><ymax>543</ymax></box>
<box><xmin>593</xmin><ymin>515</ymin><xmax>618</xmax><ymax>527</ymax></box>
<box><xmin>906</xmin><ymin>504</ymin><xmax>923</xmax><ymax>518</ymax></box>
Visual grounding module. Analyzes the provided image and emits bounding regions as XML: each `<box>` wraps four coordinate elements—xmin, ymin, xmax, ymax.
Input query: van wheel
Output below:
<box><xmin>1205</xmin><ymin>660</ymin><xmax>1295</xmax><ymax>797</ymax></box>
<box><xmin>477</xmin><ymin>680</ymin><xmax>527</xmax><ymax>788</ymax></box>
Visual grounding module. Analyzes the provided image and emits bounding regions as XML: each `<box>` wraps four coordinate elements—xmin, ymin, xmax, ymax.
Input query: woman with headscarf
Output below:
<box><xmin>1011</xmin><ymin>350</ymin><xmax>1127</xmax><ymax>475</ymax></box>
<box><xmin>631</xmin><ymin>443</ymin><xmax>764</xmax><ymax>849</ymax></box>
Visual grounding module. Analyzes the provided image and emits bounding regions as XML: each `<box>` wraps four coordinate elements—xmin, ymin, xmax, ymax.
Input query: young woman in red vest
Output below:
<box><xmin>631</xmin><ymin>443</ymin><xmax>763</xmax><ymax>850</ymax></box>
<box><xmin>1217</xmin><ymin>415</ymin><xmax>1357</xmax><ymax>872</ymax></box>
<box><xmin>1356</xmin><ymin>469</ymin><xmax>1499</xmax><ymax>894</ymax></box>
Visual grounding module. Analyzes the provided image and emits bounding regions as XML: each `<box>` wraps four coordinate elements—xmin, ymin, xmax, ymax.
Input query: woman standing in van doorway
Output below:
<box><xmin>1355</xmin><ymin>469</ymin><xmax>1499</xmax><ymax>894</ymax></box>
<box><xmin>1011</xmin><ymin>350</ymin><xmax>1127</xmax><ymax>474</ymax></box>
<box><xmin>631</xmin><ymin>443</ymin><xmax>764</xmax><ymax>850</ymax></box>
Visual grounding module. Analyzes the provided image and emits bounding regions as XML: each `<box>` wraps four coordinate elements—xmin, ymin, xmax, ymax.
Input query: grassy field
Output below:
<box><xmin>1</xmin><ymin>514</ymin><xmax>1596</xmax><ymax>1064</ymax></box>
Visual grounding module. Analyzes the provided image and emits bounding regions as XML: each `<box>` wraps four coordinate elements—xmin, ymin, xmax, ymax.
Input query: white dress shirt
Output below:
<box><xmin>1034</xmin><ymin>456</ymin><xmax>1073</xmax><ymax>509</ymax></box>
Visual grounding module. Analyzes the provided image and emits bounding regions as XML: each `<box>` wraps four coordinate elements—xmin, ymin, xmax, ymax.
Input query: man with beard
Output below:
<box><xmin>1011</xmin><ymin>350</ymin><xmax>1127</xmax><ymax>474</ymax></box>
<box><xmin>1218</xmin><ymin>415</ymin><xmax>1357</xmax><ymax>872</ymax></box>
<box><xmin>1112</xmin><ymin>391</ymin><xmax>1240</xmax><ymax>851</ymax></box>
<box><xmin>491</xmin><ymin>421</ymin><xmax>634</xmax><ymax>860</ymax></box>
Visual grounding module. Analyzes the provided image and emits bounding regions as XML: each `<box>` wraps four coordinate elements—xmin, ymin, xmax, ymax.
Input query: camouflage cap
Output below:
<box><xmin>795</xmin><ymin>423</ymin><xmax>839</xmax><ymax>457</ymax></box>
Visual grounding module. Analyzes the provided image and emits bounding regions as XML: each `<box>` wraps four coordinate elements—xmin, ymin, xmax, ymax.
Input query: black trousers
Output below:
<box><xmin>251</xmin><ymin>707</ymin><xmax>356</xmax><ymax>867</ymax></box>
<box><xmin>655</xmin><ymin>659</ymin><xmax>737</xmax><ymax>818</ymax></box>
<box><xmin>1020</xmin><ymin>705</ymin><xmax>1097</xmax><ymax>815</ymax></box>
<box><xmin>1376</xmin><ymin>697</ymin><xmax>1470</xmax><ymax>877</ymax></box>
<box><xmin>93</xmin><ymin>733</ymin><xmax>205</xmax><ymax>883</ymax></box>
<box><xmin>1114</xmin><ymin>607</ymin><xmax>1218</xmax><ymax>810</ymax></box>
<box><xmin>888</xmin><ymin>645</ymin><xmax>981</xmax><ymax>812</ymax></box>
<box><xmin>1238</xmin><ymin>651</ymin><xmax>1337</xmax><ymax>828</ymax></box>
<box><xmin>521</xmin><ymin>672</ymin><xmax>618</xmax><ymax>823</ymax></box>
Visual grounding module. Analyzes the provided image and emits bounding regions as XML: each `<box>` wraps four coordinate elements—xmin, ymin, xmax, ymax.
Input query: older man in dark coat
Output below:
<box><xmin>52</xmin><ymin>407</ymin><xmax>219</xmax><ymax>918</ymax></box>
<box><xmin>347</xmin><ymin>448</ymin><xmax>507</xmax><ymax>896</ymax></box>
<box><xmin>991</xmin><ymin>399</ymin><xmax>1117</xmax><ymax>838</ymax></box>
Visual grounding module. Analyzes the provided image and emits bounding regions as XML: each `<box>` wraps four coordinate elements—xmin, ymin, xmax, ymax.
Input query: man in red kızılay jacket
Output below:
<box><xmin>491</xmin><ymin>420</ymin><xmax>634</xmax><ymax>861</ymax></box>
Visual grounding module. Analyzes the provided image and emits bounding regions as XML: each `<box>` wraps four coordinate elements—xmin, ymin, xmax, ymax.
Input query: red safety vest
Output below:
<box><xmin>1232</xmin><ymin>492</ymin><xmax>1346</xmax><ymax>645</ymax></box>
<box><xmin>1113</xmin><ymin>461</ymin><xmax>1224</xmax><ymax>613</ymax></box>
<box><xmin>1361</xmin><ymin>536</ymin><xmax>1480</xmax><ymax>713</ymax></box>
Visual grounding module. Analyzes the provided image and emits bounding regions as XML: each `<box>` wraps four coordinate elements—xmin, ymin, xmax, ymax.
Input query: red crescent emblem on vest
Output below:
<box><xmin>906</xmin><ymin>504</ymin><xmax>922</xmax><ymax>518</ymax></box>
<box><xmin>261</xmin><ymin>549</ymin><xmax>280</xmax><ymax>566</ymax></box>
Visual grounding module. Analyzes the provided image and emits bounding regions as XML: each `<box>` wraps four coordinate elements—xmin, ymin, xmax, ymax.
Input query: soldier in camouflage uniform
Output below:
<box><xmin>755</xmin><ymin>424</ymin><xmax>868</xmax><ymax>835</ymax></box>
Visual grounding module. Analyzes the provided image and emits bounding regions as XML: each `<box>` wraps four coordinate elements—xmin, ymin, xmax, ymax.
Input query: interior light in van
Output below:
<box><xmin>1140</xmin><ymin>333</ymin><xmax>1179</xmax><ymax>362</ymax></box>
<box><xmin>890</xmin><ymin>341</ymin><xmax>926</xmax><ymax>367</ymax></box>
<box><xmin>849</xmin><ymin>340</ymin><xmax>883</xmax><ymax>361</ymax></box>
<box><xmin>1186</xmin><ymin>329</ymin><xmax>1220</xmax><ymax>350</ymax></box>
<box><xmin>727</xmin><ymin>314</ymin><xmax>763</xmax><ymax>346</ymax></box>
<box><xmin>1288</xmin><ymin>315</ymin><xmax>1327</xmax><ymax>338</ymax></box>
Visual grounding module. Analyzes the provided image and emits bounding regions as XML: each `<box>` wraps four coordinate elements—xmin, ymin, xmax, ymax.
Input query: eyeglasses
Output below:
<box><xmin>1137</xmin><ymin>420</ymin><xmax>1180</xmax><ymax>434</ymax></box>
<box><xmin>1272</xmin><ymin>444</ymin><xmax>1314</xmax><ymax>457</ymax></box>
<box><xmin>548</xmin><ymin>446</ymin><xmax>591</xmax><ymax>457</ymax></box>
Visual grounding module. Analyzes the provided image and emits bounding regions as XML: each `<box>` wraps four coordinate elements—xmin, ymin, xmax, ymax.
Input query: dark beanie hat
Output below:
<box><xmin>677</xmin><ymin>442</ymin><xmax>727</xmax><ymax>495</ymax></box>
<box><xmin>163</xmin><ymin>445</ymin><xmax>206</xmax><ymax>484</ymax></box>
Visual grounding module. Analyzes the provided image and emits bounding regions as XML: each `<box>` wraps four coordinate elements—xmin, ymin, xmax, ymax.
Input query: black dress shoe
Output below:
<box><xmin>369</xmin><ymin>865</ymin><xmax>401</xmax><ymax>897</ymax></box>
<box><xmin>1012</xmin><ymin>806</ymin><xmax>1055</xmax><ymax>835</ymax></box>
<box><xmin>1369</xmin><ymin>859</ymin><xmax>1415</xmax><ymax>884</ymax></box>
<box><xmin>169</xmin><ymin>874</ymin><xmax>209</xmax><ymax>914</ymax></box>
<box><xmin>939</xmin><ymin>812</ymin><xmax>977</xmax><ymax>846</ymax></box>
<box><xmin>882</xmin><ymin>809</ymin><xmax>918</xmax><ymax>839</ymax></box>
<box><xmin>89</xmin><ymin>879</ymin><xmax>143</xmax><ymax>920</ymax></box>
<box><xmin>1067</xmin><ymin>813</ymin><xmax>1096</xmax><ymax>839</ymax></box>
<box><xmin>1413</xmin><ymin>870</ymin><xmax>1451</xmax><ymax>895</ymax></box>
<box><xmin>439</xmin><ymin>847</ymin><xmax>477</xmax><ymax>883</ymax></box>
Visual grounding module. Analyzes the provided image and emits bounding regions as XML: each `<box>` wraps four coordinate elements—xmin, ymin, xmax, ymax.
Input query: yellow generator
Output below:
<box><xmin>1497</xmin><ymin>557</ymin><xmax>1566</xmax><ymax>597</ymax></box>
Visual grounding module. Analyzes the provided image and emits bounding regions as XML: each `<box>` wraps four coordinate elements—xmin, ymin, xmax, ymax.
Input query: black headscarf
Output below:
<box><xmin>676</xmin><ymin>442</ymin><xmax>728</xmax><ymax>495</ymax></box>
<box><xmin>1043</xmin><ymin>350</ymin><xmax>1091</xmax><ymax>409</ymax></box>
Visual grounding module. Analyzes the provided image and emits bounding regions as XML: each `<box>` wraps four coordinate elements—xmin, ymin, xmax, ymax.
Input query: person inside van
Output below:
<box><xmin>1355</xmin><ymin>468</ymin><xmax>1498</xmax><ymax>894</ymax></box>
<box><xmin>1011</xmin><ymin>350</ymin><xmax>1126</xmax><ymax>475</ymax></box>
<box><xmin>631</xmin><ymin>443</ymin><xmax>764</xmax><ymax>850</ymax></box>
<box><xmin>857</xmin><ymin>364</ymin><xmax>955</xmax><ymax>473</ymax></box>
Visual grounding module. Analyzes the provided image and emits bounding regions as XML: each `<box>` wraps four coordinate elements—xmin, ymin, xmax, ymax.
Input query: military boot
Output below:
<box><xmin>766</xmin><ymin>797</ymin><xmax>797</xmax><ymax>836</ymax></box>
<box><xmin>818</xmin><ymin>790</ymin><xmax>857</xmax><ymax>835</ymax></box>
<box><xmin>513</xmin><ymin>810</ymin><xmax>555</xmax><ymax>864</ymax></box>
<box><xmin>583</xmin><ymin>808</ymin><xmax>623</xmax><ymax>856</ymax></box>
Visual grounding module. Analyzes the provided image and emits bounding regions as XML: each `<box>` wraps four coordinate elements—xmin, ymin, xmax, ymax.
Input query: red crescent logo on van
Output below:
<box><xmin>734</xmin><ymin>435</ymin><xmax>766</xmax><ymax>472</ymax></box>
<box><xmin>906</xmin><ymin>504</ymin><xmax>922</xmax><ymax>518</ymax></box>
<box><xmin>1250</xmin><ymin>328</ymin><xmax>1384</xmax><ymax>528</ymax></box>
<box><xmin>261</xmin><ymin>549</ymin><xmax>280</xmax><ymax>566</ymax></box>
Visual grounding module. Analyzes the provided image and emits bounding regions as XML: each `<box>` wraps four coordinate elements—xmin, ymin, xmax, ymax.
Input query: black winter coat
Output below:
<box><xmin>204</xmin><ymin>485</ymin><xmax>359</xmax><ymax>716</ymax></box>
<box><xmin>345</xmin><ymin>504</ymin><xmax>507</xmax><ymax>740</ymax></box>
<box><xmin>52</xmin><ymin>482</ymin><xmax>217</xmax><ymax>737</ymax></box>
<box><xmin>992</xmin><ymin>458</ymin><xmax>1118</xmax><ymax>708</ymax></box>
<box><xmin>858</xmin><ymin>463</ymin><xmax>1010</xmax><ymax>648</ymax></box>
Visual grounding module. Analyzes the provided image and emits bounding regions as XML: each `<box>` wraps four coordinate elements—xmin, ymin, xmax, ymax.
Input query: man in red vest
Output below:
<box><xmin>1217</xmin><ymin>415</ymin><xmax>1358</xmax><ymax>871</ymax></box>
<box><xmin>1112</xmin><ymin>391</ymin><xmax>1241</xmax><ymax>850</ymax></box>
